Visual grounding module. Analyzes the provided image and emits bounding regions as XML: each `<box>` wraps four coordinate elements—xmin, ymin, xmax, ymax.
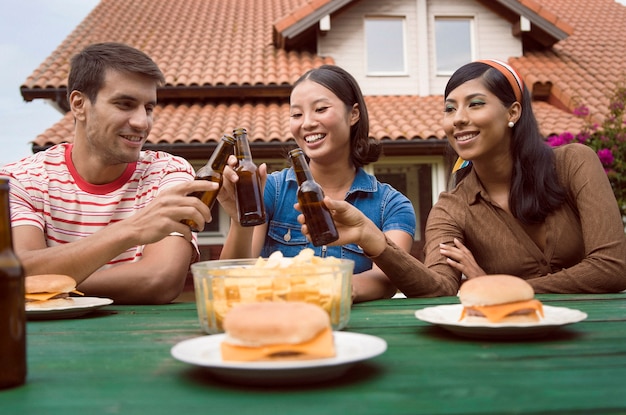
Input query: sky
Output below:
<box><xmin>1</xmin><ymin>0</ymin><xmax>626</xmax><ymax>168</ymax></box>
<box><xmin>0</xmin><ymin>0</ymin><xmax>99</xmax><ymax>167</ymax></box>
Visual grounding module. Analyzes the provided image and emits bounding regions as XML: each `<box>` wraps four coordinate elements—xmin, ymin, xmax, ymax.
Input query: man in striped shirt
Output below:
<box><xmin>1</xmin><ymin>43</ymin><xmax>216</xmax><ymax>304</ymax></box>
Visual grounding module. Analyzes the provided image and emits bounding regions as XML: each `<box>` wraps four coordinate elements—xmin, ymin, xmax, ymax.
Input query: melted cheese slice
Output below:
<box><xmin>25</xmin><ymin>292</ymin><xmax>64</xmax><ymax>302</ymax></box>
<box><xmin>25</xmin><ymin>289</ymin><xmax>83</xmax><ymax>303</ymax></box>
<box><xmin>221</xmin><ymin>327</ymin><xmax>335</xmax><ymax>362</ymax></box>
<box><xmin>460</xmin><ymin>299</ymin><xmax>544</xmax><ymax>323</ymax></box>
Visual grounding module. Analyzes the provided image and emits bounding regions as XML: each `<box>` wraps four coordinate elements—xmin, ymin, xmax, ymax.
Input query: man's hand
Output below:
<box><xmin>125</xmin><ymin>179</ymin><xmax>218</xmax><ymax>244</ymax></box>
<box><xmin>13</xmin><ymin>179</ymin><xmax>217</xmax><ymax>282</ymax></box>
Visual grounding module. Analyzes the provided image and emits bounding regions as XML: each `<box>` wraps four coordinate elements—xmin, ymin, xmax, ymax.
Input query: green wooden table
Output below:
<box><xmin>1</xmin><ymin>294</ymin><xmax>625</xmax><ymax>414</ymax></box>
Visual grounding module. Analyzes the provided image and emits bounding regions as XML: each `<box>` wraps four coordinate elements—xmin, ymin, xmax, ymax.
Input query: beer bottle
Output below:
<box><xmin>233</xmin><ymin>128</ymin><xmax>266</xmax><ymax>227</ymax></box>
<box><xmin>182</xmin><ymin>134</ymin><xmax>236</xmax><ymax>232</ymax></box>
<box><xmin>288</xmin><ymin>148</ymin><xmax>338</xmax><ymax>246</ymax></box>
<box><xmin>0</xmin><ymin>178</ymin><xmax>26</xmax><ymax>389</ymax></box>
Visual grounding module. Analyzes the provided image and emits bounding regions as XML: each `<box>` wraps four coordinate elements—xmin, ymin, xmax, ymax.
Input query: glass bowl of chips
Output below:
<box><xmin>191</xmin><ymin>249</ymin><xmax>354</xmax><ymax>334</ymax></box>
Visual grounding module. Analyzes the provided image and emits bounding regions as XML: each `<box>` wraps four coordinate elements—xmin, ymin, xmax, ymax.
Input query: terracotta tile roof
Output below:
<box><xmin>35</xmin><ymin>96</ymin><xmax>582</xmax><ymax>149</ymax></box>
<box><xmin>21</xmin><ymin>0</ymin><xmax>618</xmax><ymax>151</ymax></box>
<box><xmin>512</xmin><ymin>0</ymin><xmax>626</xmax><ymax>124</ymax></box>
<box><xmin>273</xmin><ymin>0</ymin><xmax>352</xmax><ymax>48</ymax></box>
<box><xmin>518</xmin><ymin>0</ymin><xmax>575</xmax><ymax>35</ymax></box>
<box><xmin>274</xmin><ymin>0</ymin><xmax>333</xmax><ymax>33</ymax></box>
<box><xmin>22</xmin><ymin>0</ymin><xmax>334</xmax><ymax>90</ymax></box>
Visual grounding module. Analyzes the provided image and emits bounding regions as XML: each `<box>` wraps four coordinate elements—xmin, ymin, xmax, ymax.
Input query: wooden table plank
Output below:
<box><xmin>1</xmin><ymin>294</ymin><xmax>625</xmax><ymax>415</ymax></box>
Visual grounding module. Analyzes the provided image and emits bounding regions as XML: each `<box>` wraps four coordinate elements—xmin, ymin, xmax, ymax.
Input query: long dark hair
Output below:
<box><xmin>293</xmin><ymin>65</ymin><xmax>380</xmax><ymax>167</ymax></box>
<box><xmin>445</xmin><ymin>61</ymin><xmax>566</xmax><ymax>224</ymax></box>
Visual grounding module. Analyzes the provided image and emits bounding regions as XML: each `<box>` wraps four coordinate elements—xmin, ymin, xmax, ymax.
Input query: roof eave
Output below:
<box><xmin>478</xmin><ymin>0</ymin><xmax>571</xmax><ymax>47</ymax></box>
<box><xmin>31</xmin><ymin>138</ymin><xmax>448</xmax><ymax>160</ymax></box>
<box><xmin>21</xmin><ymin>84</ymin><xmax>294</xmax><ymax>112</ymax></box>
<box><xmin>273</xmin><ymin>0</ymin><xmax>355</xmax><ymax>49</ymax></box>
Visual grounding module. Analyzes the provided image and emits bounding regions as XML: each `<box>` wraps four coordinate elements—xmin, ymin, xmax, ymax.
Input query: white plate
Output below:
<box><xmin>171</xmin><ymin>332</ymin><xmax>387</xmax><ymax>385</ymax></box>
<box><xmin>26</xmin><ymin>297</ymin><xmax>114</xmax><ymax>320</ymax></box>
<box><xmin>415</xmin><ymin>304</ymin><xmax>587</xmax><ymax>340</ymax></box>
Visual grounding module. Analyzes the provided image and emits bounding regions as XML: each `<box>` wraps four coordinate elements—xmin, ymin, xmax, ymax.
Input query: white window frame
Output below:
<box><xmin>196</xmin><ymin>156</ymin><xmax>448</xmax><ymax>244</ymax></box>
<box><xmin>367</xmin><ymin>156</ymin><xmax>446</xmax><ymax>203</ymax></box>
<box><xmin>196</xmin><ymin>205</ymin><xmax>232</xmax><ymax>245</ymax></box>
<box><xmin>196</xmin><ymin>156</ymin><xmax>290</xmax><ymax>244</ymax></box>
<box><xmin>366</xmin><ymin>156</ymin><xmax>446</xmax><ymax>241</ymax></box>
<box><xmin>434</xmin><ymin>16</ymin><xmax>475</xmax><ymax>76</ymax></box>
<box><xmin>364</xmin><ymin>16</ymin><xmax>408</xmax><ymax>76</ymax></box>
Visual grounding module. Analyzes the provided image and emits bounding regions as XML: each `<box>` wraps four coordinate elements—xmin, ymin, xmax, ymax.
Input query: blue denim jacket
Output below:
<box><xmin>261</xmin><ymin>167</ymin><xmax>416</xmax><ymax>273</ymax></box>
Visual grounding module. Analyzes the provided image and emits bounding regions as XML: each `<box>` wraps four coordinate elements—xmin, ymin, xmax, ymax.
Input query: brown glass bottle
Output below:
<box><xmin>182</xmin><ymin>134</ymin><xmax>236</xmax><ymax>232</ymax></box>
<box><xmin>233</xmin><ymin>128</ymin><xmax>266</xmax><ymax>227</ymax></box>
<box><xmin>289</xmin><ymin>148</ymin><xmax>339</xmax><ymax>246</ymax></box>
<box><xmin>0</xmin><ymin>178</ymin><xmax>26</xmax><ymax>389</ymax></box>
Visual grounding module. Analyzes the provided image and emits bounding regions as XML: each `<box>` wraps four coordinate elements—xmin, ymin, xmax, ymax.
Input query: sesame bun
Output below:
<box><xmin>223</xmin><ymin>302</ymin><xmax>330</xmax><ymax>346</ymax></box>
<box><xmin>459</xmin><ymin>274</ymin><xmax>534</xmax><ymax>306</ymax></box>
<box><xmin>25</xmin><ymin>274</ymin><xmax>77</xmax><ymax>294</ymax></box>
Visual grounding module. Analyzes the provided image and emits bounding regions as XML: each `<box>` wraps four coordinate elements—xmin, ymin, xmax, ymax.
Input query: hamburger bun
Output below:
<box><xmin>458</xmin><ymin>275</ymin><xmax>543</xmax><ymax>324</ymax></box>
<box><xmin>26</xmin><ymin>274</ymin><xmax>77</xmax><ymax>294</ymax></box>
<box><xmin>25</xmin><ymin>274</ymin><xmax>81</xmax><ymax>308</ymax></box>
<box><xmin>221</xmin><ymin>302</ymin><xmax>335</xmax><ymax>361</ymax></box>
<box><xmin>459</xmin><ymin>274</ymin><xmax>535</xmax><ymax>306</ymax></box>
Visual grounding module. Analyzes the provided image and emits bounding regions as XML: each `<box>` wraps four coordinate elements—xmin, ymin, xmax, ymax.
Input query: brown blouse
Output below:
<box><xmin>372</xmin><ymin>144</ymin><xmax>626</xmax><ymax>296</ymax></box>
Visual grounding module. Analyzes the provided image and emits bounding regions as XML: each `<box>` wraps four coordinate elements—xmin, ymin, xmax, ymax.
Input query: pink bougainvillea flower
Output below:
<box><xmin>597</xmin><ymin>148</ymin><xmax>615</xmax><ymax>166</ymax></box>
<box><xmin>573</xmin><ymin>105</ymin><xmax>590</xmax><ymax>117</ymax></box>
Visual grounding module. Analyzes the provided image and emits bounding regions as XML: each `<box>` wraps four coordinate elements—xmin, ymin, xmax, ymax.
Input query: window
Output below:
<box><xmin>195</xmin><ymin>203</ymin><xmax>228</xmax><ymax>239</ymax></box>
<box><xmin>192</xmin><ymin>154</ymin><xmax>445</xmax><ymax>263</ymax></box>
<box><xmin>373</xmin><ymin>158</ymin><xmax>446</xmax><ymax>261</ymax></box>
<box><xmin>365</xmin><ymin>17</ymin><xmax>406</xmax><ymax>75</ymax></box>
<box><xmin>435</xmin><ymin>17</ymin><xmax>473</xmax><ymax>75</ymax></box>
<box><xmin>195</xmin><ymin>157</ymin><xmax>292</xmax><ymax>246</ymax></box>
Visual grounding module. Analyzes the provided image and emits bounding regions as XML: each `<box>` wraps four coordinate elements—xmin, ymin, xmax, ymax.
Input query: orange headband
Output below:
<box><xmin>478</xmin><ymin>59</ymin><xmax>524</xmax><ymax>103</ymax></box>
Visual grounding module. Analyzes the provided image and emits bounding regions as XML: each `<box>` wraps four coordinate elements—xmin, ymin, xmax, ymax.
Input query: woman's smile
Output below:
<box><xmin>304</xmin><ymin>133</ymin><xmax>326</xmax><ymax>144</ymax></box>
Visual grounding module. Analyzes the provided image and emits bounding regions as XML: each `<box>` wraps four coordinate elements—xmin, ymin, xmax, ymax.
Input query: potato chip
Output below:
<box><xmin>192</xmin><ymin>249</ymin><xmax>353</xmax><ymax>333</ymax></box>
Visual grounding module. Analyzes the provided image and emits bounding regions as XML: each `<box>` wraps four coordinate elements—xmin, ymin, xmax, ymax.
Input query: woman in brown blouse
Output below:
<box><xmin>298</xmin><ymin>60</ymin><xmax>626</xmax><ymax>296</ymax></box>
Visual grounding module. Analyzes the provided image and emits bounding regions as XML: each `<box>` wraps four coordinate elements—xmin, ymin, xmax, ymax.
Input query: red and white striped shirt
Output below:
<box><xmin>0</xmin><ymin>143</ymin><xmax>198</xmax><ymax>270</ymax></box>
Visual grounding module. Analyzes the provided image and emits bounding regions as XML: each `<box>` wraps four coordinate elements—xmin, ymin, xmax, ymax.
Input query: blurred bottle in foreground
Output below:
<box><xmin>182</xmin><ymin>134</ymin><xmax>236</xmax><ymax>232</ymax></box>
<box><xmin>233</xmin><ymin>128</ymin><xmax>266</xmax><ymax>227</ymax></box>
<box><xmin>0</xmin><ymin>178</ymin><xmax>26</xmax><ymax>389</ymax></box>
<box><xmin>289</xmin><ymin>148</ymin><xmax>338</xmax><ymax>246</ymax></box>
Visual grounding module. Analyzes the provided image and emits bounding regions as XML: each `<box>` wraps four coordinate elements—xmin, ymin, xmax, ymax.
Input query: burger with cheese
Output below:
<box><xmin>220</xmin><ymin>302</ymin><xmax>336</xmax><ymax>362</ymax></box>
<box><xmin>25</xmin><ymin>274</ymin><xmax>83</xmax><ymax>308</ymax></box>
<box><xmin>458</xmin><ymin>275</ymin><xmax>544</xmax><ymax>324</ymax></box>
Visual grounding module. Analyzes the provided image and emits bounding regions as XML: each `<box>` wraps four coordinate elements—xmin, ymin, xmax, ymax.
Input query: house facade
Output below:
<box><xmin>19</xmin><ymin>0</ymin><xmax>625</xmax><ymax>260</ymax></box>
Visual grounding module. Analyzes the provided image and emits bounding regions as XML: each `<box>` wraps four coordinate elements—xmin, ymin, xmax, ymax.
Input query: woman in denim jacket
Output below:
<box><xmin>218</xmin><ymin>65</ymin><xmax>416</xmax><ymax>302</ymax></box>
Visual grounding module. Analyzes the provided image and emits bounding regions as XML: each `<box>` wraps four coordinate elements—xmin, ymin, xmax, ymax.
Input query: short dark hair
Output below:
<box><xmin>67</xmin><ymin>42</ymin><xmax>165</xmax><ymax>103</ymax></box>
<box><xmin>445</xmin><ymin>61</ymin><xmax>566</xmax><ymax>224</ymax></box>
<box><xmin>293</xmin><ymin>65</ymin><xmax>380</xmax><ymax>167</ymax></box>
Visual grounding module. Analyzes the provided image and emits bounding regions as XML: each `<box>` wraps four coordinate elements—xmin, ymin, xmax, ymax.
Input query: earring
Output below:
<box><xmin>508</xmin><ymin>121</ymin><xmax>515</xmax><ymax>128</ymax></box>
